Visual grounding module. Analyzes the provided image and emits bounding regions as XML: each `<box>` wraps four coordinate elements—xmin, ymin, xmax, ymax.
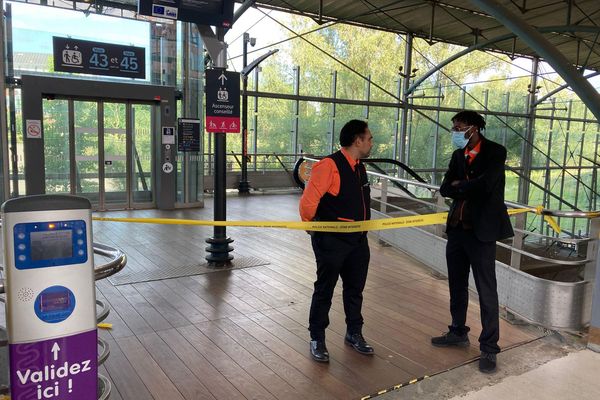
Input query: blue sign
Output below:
<box><xmin>53</xmin><ymin>37</ymin><xmax>145</xmax><ymax>79</ymax></box>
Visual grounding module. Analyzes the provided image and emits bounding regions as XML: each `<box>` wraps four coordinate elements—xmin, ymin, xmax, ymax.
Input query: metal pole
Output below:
<box><xmin>512</xmin><ymin>57</ymin><xmax>539</xmax><ymax>269</ymax></box>
<box><xmin>594</xmin><ymin>129</ymin><xmax>600</xmax><ymax>212</ymax></box>
<box><xmin>253</xmin><ymin>67</ymin><xmax>258</xmax><ymax>171</ymax></box>
<box><xmin>432</xmin><ymin>83</ymin><xmax>442</xmax><ymax>184</ymax></box>
<box><xmin>542</xmin><ymin>99</ymin><xmax>555</xmax><ymax>234</ymax></box>
<box><xmin>399</xmin><ymin>33</ymin><xmax>413</xmax><ymax>166</ymax></box>
<box><xmin>183</xmin><ymin>23</ymin><xmax>191</xmax><ymax>203</ymax></box>
<box><xmin>238</xmin><ymin>32</ymin><xmax>250</xmax><ymax>193</ymax></box>
<box><xmin>206</xmin><ymin>27</ymin><xmax>233</xmax><ymax>264</ymax></box>
<box><xmin>573</xmin><ymin>130</ymin><xmax>584</xmax><ymax>234</ymax></box>
<box><xmin>503</xmin><ymin>92</ymin><xmax>510</xmax><ymax>146</ymax></box>
<box><xmin>393</xmin><ymin>73</ymin><xmax>401</xmax><ymax>162</ymax></box>
<box><xmin>292</xmin><ymin>66</ymin><xmax>300</xmax><ymax>158</ymax></box>
<box><xmin>558</xmin><ymin>99</ymin><xmax>573</xmax><ymax>233</ymax></box>
<box><xmin>329</xmin><ymin>70</ymin><xmax>337</xmax><ymax>153</ymax></box>
<box><xmin>364</xmin><ymin>74</ymin><xmax>371</xmax><ymax>120</ymax></box>
<box><xmin>5</xmin><ymin>3</ymin><xmax>16</xmax><ymax>198</ymax></box>
<box><xmin>518</xmin><ymin>57</ymin><xmax>539</xmax><ymax>206</ymax></box>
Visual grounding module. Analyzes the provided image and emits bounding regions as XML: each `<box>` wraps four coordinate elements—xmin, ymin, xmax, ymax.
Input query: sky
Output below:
<box><xmin>10</xmin><ymin>2</ymin><xmax>149</xmax><ymax>51</ymax></box>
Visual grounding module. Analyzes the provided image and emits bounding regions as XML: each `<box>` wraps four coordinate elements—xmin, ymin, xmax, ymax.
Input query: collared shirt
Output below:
<box><xmin>299</xmin><ymin>148</ymin><xmax>360</xmax><ymax>222</ymax></box>
<box><xmin>464</xmin><ymin>140</ymin><xmax>481</xmax><ymax>165</ymax></box>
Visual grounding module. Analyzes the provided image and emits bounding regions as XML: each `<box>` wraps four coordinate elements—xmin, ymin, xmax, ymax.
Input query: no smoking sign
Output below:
<box><xmin>26</xmin><ymin>120</ymin><xmax>42</xmax><ymax>139</ymax></box>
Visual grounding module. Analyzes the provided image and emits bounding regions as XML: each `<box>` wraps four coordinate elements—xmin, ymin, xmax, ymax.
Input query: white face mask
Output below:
<box><xmin>451</xmin><ymin>126</ymin><xmax>473</xmax><ymax>148</ymax></box>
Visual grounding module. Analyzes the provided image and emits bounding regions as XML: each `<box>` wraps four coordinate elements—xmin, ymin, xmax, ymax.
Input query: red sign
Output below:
<box><xmin>206</xmin><ymin>116</ymin><xmax>239</xmax><ymax>133</ymax></box>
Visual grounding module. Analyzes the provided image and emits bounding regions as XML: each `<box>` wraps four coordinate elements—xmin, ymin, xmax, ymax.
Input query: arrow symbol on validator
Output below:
<box><xmin>51</xmin><ymin>343</ymin><xmax>60</xmax><ymax>361</ymax></box>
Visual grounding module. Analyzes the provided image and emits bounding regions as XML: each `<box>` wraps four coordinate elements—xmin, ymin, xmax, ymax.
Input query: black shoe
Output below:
<box><xmin>344</xmin><ymin>333</ymin><xmax>374</xmax><ymax>355</ymax></box>
<box><xmin>310</xmin><ymin>340</ymin><xmax>329</xmax><ymax>362</ymax></box>
<box><xmin>479</xmin><ymin>352</ymin><xmax>497</xmax><ymax>373</ymax></box>
<box><xmin>431</xmin><ymin>331</ymin><xmax>470</xmax><ymax>347</ymax></box>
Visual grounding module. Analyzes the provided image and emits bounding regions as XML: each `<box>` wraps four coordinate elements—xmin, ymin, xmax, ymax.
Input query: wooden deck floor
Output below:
<box><xmin>92</xmin><ymin>194</ymin><xmax>540</xmax><ymax>400</ymax></box>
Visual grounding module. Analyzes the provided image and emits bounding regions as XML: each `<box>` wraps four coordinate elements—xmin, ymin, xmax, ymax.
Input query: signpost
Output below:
<box><xmin>206</xmin><ymin>69</ymin><xmax>240</xmax><ymax>133</ymax></box>
<box><xmin>205</xmin><ymin>67</ymin><xmax>240</xmax><ymax>263</ymax></box>
<box><xmin>53</xmin><ymin>37</ymin><xmax>145</xmax><ymax>79</ymax></box>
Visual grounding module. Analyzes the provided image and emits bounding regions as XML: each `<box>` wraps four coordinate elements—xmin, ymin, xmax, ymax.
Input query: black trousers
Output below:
<box><xmin>446</xmin><ymin>226</ymin><xmax>500</xmax><ymax>354</ymax></box>
<box><xmin>309</xmin><ymin>232</ymin><xmax>370</xmax><ymax>341</ymax></box>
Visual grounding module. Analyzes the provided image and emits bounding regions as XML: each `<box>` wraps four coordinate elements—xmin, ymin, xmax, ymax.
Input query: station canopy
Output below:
<box><xmin>255</xmin><ymin>0</ymin><xmax>600</xmax><ymax>70</ymax></box>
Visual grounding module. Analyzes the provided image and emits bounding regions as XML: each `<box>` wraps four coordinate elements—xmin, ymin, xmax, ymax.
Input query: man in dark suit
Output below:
<box><xmin>432</xmin><ymin>110</ymin><xmax>514</xmax><ymax>373</ymax></box>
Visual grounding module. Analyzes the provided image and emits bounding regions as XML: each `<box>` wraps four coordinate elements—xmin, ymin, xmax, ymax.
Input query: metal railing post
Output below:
<box><xmin>380</xmin><ymin>179</ymin><xmax>388</xmax><ymax>214</ymax></box>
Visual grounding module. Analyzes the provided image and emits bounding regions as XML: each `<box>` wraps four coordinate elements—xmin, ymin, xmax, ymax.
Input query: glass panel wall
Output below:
<box><xmin>42</xmin><ymin>98</ymin><xmax>70</xmax><ymax>193</ymax></box>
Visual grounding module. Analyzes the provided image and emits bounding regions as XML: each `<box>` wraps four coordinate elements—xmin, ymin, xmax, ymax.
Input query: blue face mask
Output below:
<box><xmin>451</xmin><ymin>126</ymin><xmax>473</xmax><ymax>149</ymax></box>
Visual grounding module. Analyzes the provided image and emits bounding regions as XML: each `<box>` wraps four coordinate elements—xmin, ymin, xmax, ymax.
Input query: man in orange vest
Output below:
<box><xmin>299</xmin><ymin>119</ymin><xmax>374</xmax><ymax>363</ymax></box>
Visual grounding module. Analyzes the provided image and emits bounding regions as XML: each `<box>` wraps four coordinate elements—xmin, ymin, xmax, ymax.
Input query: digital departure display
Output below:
<box><xmin>30</xmin><ymin>230</ymin><xmax>73</xmax><ymax>261</ymax></box>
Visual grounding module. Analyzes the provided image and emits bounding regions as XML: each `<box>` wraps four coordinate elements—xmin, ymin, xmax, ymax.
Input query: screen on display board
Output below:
<box><xmin>30</xmin><ymin>230</ymin><xmax>73</xmax><ymax>261</ymax></box>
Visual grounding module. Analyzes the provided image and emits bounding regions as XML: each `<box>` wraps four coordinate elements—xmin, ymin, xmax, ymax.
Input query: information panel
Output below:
<box><xmin>138</xmin><ymin>0</ymin><xmax>234</xmax><ymax>27</ymax></box>
<box><xmin>206</xmin><ymin>69</ymin><xmax>240</xmax><ymax>133</ymax></box>
<box><xmin>178</xmin><ymin>119</ymin><xmax>201</xmax><ymax>152</ymax></box>
<box><xmin>53</xmin><ymin>37</ymin><xmax>145</xmax><ymax>79</ymax></box>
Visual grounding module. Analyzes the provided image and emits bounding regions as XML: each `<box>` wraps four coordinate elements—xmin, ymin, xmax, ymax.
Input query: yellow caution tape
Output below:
<box><xmin>93</xmin><ymin>207</ymin><xmax>565</xmax><ymax>233</ymax></box>
<box><xmin>533</xmin><ymin>205</ymin><xmax>562</xmax><ymax>234</ymax></box>
<box><xmin>94</xmin><ymin>212</ymin><xmax>450</xmax><ymax>233</ymax></box>
<box><xmin>97</xmin><ymin>323</ymin><xmax>113</xmax><ymax>329</ymax></box>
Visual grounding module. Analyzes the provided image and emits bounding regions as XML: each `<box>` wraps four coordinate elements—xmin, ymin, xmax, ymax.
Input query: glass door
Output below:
<box><xmin>102</xmin><ymin>102</ymin><xmax>128</xmax><ymax>209</ymax></box>
<box><xmin>131</xmin><ymin>103</ymin><xmax>154</xmax><ymax>207</ymax></box>
<box><xmin>42</xmin><ymin>98</ymin><xmax>70</xmax><ymax>194</ymax></box>
<box><xmin>42</xmin><ymin>98</ymin><xmax>156</xmax><ymax>210</ymax></box>
<box><xmin>73</xmin><ymin>100</ymin><xmax>100</xmax><ymax>208</ymax></box>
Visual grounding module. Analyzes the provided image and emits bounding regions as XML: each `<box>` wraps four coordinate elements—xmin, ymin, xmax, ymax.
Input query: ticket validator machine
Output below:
<box><xmin>2</xmin><ymin>195</ymin><xmax>97</xmax><ymax>400</ymax></box>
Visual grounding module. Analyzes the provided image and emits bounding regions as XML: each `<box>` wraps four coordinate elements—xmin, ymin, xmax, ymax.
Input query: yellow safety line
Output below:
<box><xmin>93</xmin><ymin>208</ymin><xmax>541</xmax><ymax>233</ymax></box>
<box><xmin>92</xmin><ymin>207</ymin><xmax>577</xmax><ymax>234</ymax></box>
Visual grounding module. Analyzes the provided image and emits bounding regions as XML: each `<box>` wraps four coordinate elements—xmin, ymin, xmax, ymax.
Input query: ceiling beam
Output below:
<box><xmin>469</xmin><ymin>0</ymin><xmax>600</xmax><ymax>121</ymax></box>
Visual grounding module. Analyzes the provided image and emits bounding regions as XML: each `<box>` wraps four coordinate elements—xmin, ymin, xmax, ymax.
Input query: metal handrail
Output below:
<box><xmin>350</xmin><ymin>161</ymin><xmax>600</xmax><ymax>219</ymax></box>
<box><xmin>512</xmin><ymin>227</ymin><xmax>594</xmax><ymax>244</ymax></box>
<box><xmin>495</xmin><ymin>241</ymin><xmax>590</xmax><ymax>266</ymax></box>
<box><xmin>93</xmin><ymin>242</ymin><xmax>127</xmax><ymax>281</ymax></box>
<box><xmin>98</xmin><ymin>337</ymin><xmax>110</xmax><ymax>365</ymax></box>
<box><xmin>96</xmin><ymin>299</ymin><xmax>110</xmax><ymax>323</ymax></box>
<box><xmin>98</xmin><ymin>374</ymin><xmax>112</xmax><ymax>400</ymax></box>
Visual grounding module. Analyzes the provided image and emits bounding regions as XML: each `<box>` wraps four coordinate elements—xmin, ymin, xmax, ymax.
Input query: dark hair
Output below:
<box><xmin>339</xmin><ymin>120</ymin><xmax>368</xmax><ymax>147</ymax></box>
<box><xmin>451</xmin><ymin>110</ymin><xmax>486</xmax><ymax>131</ymax></box>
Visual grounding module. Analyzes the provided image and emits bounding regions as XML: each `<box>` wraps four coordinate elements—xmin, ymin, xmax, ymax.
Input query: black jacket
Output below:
<box><xmin>440</xmin><ymin>136</ymin><xmax>514</xmax><ymax>242</ymax></box>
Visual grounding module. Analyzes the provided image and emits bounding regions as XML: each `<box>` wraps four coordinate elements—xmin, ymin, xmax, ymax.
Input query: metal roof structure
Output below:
<box><xmin>256</xmin><ymin>0</ymin><xmax>600</xmax><ymax>71</ymax></box>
